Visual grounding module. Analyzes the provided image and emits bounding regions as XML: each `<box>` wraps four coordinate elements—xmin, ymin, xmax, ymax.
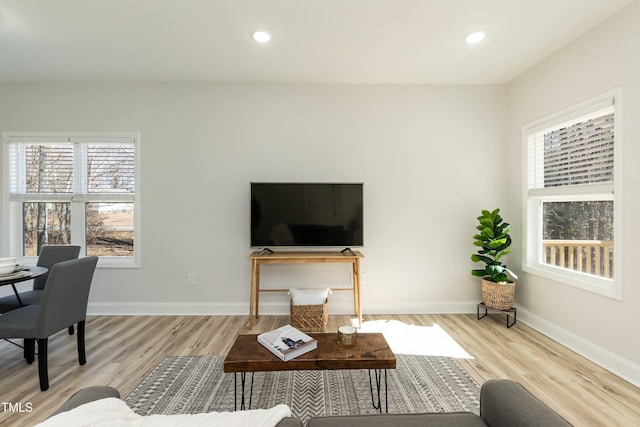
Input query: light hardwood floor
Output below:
<box><xmin>1</xmin><ymin>314</ymin><xmax>639</xmax><ymax>426</ymax></box>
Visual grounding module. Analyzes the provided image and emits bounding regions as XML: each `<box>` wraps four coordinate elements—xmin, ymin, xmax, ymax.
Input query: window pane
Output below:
<box><xmin>25</xmin><ymin>144</ymin><xmax>74</xmax><ymax>193</ymax></box>
<box><xmin>543</xmin><ymin>112</ymin><xmax>614</xmax><ymax>187</ymax></box>
<box><xmin>87</xmin><ymin>144</ymin><xmax>135</xmax><ymax>193</ymax></box>
<box><xmin>86</xmin><ymin>203</ymin><xmax>134</xmax><ymax>256</ymax></box>
<box><xmin>22</xmin><ymin>202</ymin><xmax>72</xmax><ymax>256</ymax></box>
<box><xmin>542</xmin><ymin>201</ymin><xmax>613</xmax><ymax>278</ymax></box>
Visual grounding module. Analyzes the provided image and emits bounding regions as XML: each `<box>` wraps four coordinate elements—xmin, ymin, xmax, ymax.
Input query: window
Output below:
<box><xmin>524</xmin><ymin>90</ymin><xmax>622</xmax><ymax>299</ymax></box>
<box><xmin>3</xmin><ymin>133</ymin><xmax>140</xmax><ymax>268</ymax></box>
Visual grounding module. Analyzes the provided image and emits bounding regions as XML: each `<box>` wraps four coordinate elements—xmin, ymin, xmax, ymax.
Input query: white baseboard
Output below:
<box><xmin>517</xmin><ymin>307</ymin><xmax>640</xmax><ymax>388</ymax></box>
<box><xmin>87</xmin><ymin>301</ymin><xmax>479</xmax><ymax>316</ymax></box>
<box><xmin>87</xmin><ymin>301</ymin><xmax>640</xmax><ymax>388</ymax></box>
<box><xmin>360</xmin><ymin>301</ymin><xmax>479</xmax><ymax>314</ymax></box>
<box><xmin>88</xmin><ymin>302</ymin><xmax>248</xmax><ymax>316</ymax></box>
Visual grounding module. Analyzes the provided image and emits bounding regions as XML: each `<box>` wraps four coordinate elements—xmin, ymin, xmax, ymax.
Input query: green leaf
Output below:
<box><xmin>493</xmin><ymin>273</ymin><xmax>508</xmax><ymax>282</ymax></box>
<box><xmin>480</xmin><ymin>218</ymin><xmax>494</xmax><ymax>228</ymax></box>
<box><xmin>489</xmin><ymin>238</ymin><xmax>507</xmax><ymax>249</ymax></box>
<box><xmin>481</xmin><ymin>227</ymin><xmax>494</xmax><ymax>238</ymax></box>
<box><xmin>471</xmin><ymin>269</ymin><xmax>486</xmax><ymax>277</ymax></box>
<box><xmin>496</xmin><ymin>223</ymin><xmax>509</xmax><ymax>234</ymax></box>
<box><xmin>495</xmin><ymin>249</ymin><xmax>511</xmax><ymax>260</ymax></box>
<box><xmin>472</xmin><ymin>254</ymin><xmax>494</xmax><ymax>264</ymax></box>
<box><xmin>486</xmin><ymin>265</ymin><xmax>505</xmax><ymax>275</ymax></box>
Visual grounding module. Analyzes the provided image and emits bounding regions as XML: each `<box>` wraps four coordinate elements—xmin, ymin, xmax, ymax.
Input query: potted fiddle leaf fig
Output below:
<box><xmin>471</xmin><ymin>208</ymin><xmax>518</xmax><ymax>310</ymax></box>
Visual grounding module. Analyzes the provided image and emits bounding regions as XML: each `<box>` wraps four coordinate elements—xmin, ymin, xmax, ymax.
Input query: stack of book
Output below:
<box><xmin>257</xmin><ymin>324</ymin><xmax>317</xmax><ymax>361</ymax></box>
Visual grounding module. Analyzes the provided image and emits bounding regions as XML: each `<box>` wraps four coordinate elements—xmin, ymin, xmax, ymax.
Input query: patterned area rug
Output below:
<box><xmin>125</xmin><ymin>354</ymin><xmax>480</xmax><ymax>424</ymax></box>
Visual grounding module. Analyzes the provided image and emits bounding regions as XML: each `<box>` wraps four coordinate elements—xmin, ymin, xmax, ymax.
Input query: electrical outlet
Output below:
<box><xmin>187</xmin><ymin>273</ymin><xmax>196</xmax><ymax>286</ymax></box>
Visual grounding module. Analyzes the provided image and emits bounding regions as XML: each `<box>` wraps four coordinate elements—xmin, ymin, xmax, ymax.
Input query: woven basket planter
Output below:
<box><xmin>481</xmin><ymin>279</ymin><xmax>516</xmax><ymax>310</ymax></box>
<box><xmin>290</xmin><ymin>300</ymin><xmax>328</xmax><ymax>332</ymax></box>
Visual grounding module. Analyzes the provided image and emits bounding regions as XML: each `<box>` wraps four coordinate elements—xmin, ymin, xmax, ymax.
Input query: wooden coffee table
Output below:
<box><xmin>224</xmin><ymin>332</ymin><xmax>396</xmax><ymax>412</ymax></box>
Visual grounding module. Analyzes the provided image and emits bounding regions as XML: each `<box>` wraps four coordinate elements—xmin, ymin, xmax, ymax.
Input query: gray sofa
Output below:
<box><xmin>50</xmin><ymin>379</ymin><xmax>572</xmax><ymax>426</ymax></box>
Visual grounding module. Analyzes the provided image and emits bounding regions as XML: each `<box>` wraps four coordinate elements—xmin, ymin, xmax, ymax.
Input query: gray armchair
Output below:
<box><xmin>0</xmin><ymin>256</ymin><xmax>98</xmax><ymax>391</ymax></box>
<box><xmin>0</xmin><ymin>245</ymin><xmax>81</xmax><ymax>314</ymax></box>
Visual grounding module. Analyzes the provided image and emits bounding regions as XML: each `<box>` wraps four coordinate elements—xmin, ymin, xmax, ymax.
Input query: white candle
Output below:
<box><xmin>337</xmin><ymin>325</ymin><xmax>357</xmax><ymax>347</ymax></box>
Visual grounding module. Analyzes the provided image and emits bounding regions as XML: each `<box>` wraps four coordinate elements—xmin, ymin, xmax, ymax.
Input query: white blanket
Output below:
<box><xmin>36</xmin><ymin>398</ymin><xmax>292</xmax><ymax>427</ymax></box>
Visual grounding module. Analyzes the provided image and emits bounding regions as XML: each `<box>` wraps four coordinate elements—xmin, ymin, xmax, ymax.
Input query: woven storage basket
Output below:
<box><xmin>290</xmin><ymin>299</ymin><xmax>328</xmax><ymax>332</ymax></box>
<box><xmin>481</xmin><ymin>279</ymin><xmax>515</xmax><ymax>310</ymax></box>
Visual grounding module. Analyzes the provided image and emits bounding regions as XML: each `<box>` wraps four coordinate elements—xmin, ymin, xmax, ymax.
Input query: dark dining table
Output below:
<box><xmin>0</xmin><ymin>266</ymin><xmax>48</xmax><ymax>306</ymax></box>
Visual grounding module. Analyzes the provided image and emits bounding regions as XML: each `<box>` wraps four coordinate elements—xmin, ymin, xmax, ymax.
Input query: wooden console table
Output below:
<box><xmin>247</xmin><ymin>251</ymin><xmax>364</xmax><ymax>329</ymax></box>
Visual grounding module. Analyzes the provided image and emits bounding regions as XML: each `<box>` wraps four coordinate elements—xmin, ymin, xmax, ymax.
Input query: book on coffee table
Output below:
<box><xmin>257</xmin><ymin>324</ymin><xmax>317</xmax><ymax>362</ymax></box>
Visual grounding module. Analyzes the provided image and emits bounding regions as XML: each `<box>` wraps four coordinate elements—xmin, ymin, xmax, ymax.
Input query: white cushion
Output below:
<box><xmin>289</xmin><ymin>288</ymin><xmax>331</xmax><ymax>306</ymax></box>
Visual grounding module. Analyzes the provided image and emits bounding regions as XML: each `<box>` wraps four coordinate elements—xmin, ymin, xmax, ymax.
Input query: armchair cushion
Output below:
<box><xmin>307</xmin><ymin>413</ymin><xmax>487</xmax><ymax>427</ymax></box>
<box><xmin>480</xmin><ymin>379</ymin><xmax>571</xmax><ymax>427</ymax></box>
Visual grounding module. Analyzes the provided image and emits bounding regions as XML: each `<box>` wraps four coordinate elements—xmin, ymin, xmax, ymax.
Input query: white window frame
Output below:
<box><xmin>2</xmin><ymin>132</ymin><xmax>141</xmax><ymax>269</ymax></box>
<box><xmin>522</xmin><ymin>89</ymin><xmax>623</xmax><ymax>300</ymax></box>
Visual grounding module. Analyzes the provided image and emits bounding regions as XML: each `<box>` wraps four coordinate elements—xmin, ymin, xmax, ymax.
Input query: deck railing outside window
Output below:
<box><xmin>542</xmin><ymin>240</ymin><xmax>614</xmax><ymax>279</ymax></box>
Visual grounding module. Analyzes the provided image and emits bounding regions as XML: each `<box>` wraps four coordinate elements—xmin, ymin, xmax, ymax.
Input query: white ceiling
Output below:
<box><xmin>0</xmin><ymin>0</ymin><xmax>632</xmax><ymax>84</ymax></box>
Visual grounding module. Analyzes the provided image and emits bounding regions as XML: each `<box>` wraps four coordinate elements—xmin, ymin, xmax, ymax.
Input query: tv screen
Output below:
<box><xmin>251</xmin><ymin>183</ymin><xmax>363</xmax><ymax>248</ymax></box>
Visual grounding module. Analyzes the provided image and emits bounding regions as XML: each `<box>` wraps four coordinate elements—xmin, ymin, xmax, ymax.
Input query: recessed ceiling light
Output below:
<box><xmin>465</xmin><ymin>31</ymin><xmax>486</xmax><ymax>44</ymax></box>
<box><xmin>252</xmin><ymin>31</ymin><xmax>272</xmax><ymax>43</ymax></box>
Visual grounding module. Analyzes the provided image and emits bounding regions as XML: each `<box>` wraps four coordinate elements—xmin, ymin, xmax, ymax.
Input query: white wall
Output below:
<box><xmin>0</xmin><ymin>83</ymin><xmax>507</xmax><ymax>315</ymax></box>
<box><xmin>506</xmin><ymin>2</ymin><xmax>640</xmax><ymax>382</ymax></box>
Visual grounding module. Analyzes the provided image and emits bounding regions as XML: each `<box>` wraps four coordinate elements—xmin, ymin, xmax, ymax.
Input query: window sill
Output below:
<box><xmin>96</xmin><ymin>256</ymin><xmax>140</xmax><ymax>269</ymax></box>
<box><xmin>17</xmin><ymin>256</ymin><xmax>140</xmax><ymax>269</ymax></box>
<box><xmin>523</xmin><ymin>263</ymin><xmax>622</xmax><ymax>300</ymax></box>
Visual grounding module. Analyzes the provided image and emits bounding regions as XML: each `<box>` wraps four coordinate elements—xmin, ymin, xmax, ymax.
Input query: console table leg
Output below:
<box><xmin>255</xmin><ymin>264</ymin><xmax>261</xmax><ymax>321</ymax></box>
<box><xmin>248</xmin><ymin>262</ymin><xmax>261</xmax><ymax>329</ymax></box>
<box><xmin>353</xmin><ymin>259</ymin><xmax>362</xmax><ymax>327</ymax></box>
<box><xmin>368</xmin><ymin>369</ymin><xmax>388</xmax><ymax>413</ymax></box>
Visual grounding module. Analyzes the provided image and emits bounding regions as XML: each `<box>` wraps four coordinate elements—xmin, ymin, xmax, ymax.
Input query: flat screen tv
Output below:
<box><xmin>251</xmin><ymin>182</ymin><xmax>363</xmax><ymax>248</ymax></box>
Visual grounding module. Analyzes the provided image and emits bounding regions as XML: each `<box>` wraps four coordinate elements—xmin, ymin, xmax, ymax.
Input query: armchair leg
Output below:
<box><xmin>77</xmin><ymin>321</ymin><xmax>86</xmax><ymax>365</ymax></box>
<box><xmin>37</xmin><ymin>338</ymin><xmax>49</xmax><ymax>391</ymax></box>
<box><xmin>24</xmin><ymin>339</ymin><xmax>35</xmax><ymax>364</ymax></box>
<box><xmin>68</xmin><ymin>325</ymin><xmax>75</xmax><ymax>335</ymax></box>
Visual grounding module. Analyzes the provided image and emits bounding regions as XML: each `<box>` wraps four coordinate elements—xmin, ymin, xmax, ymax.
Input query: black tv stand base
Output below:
<box><xmin>341</xmin><ymin>248</ymin><xmax>356</xmax><ymax>256</ymax></box>
<box><xmin>257</xmin><ymin>248</ymin><xmax>274</xmax><ymax>257</ymax></box>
